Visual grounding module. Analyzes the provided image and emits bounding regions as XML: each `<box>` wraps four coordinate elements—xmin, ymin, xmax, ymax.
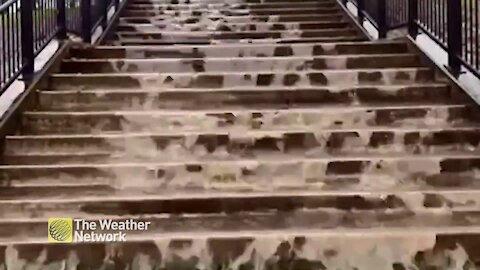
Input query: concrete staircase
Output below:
<box><xmin>1</xmin><ymin>0</ymin><xmax>480</xmax><ymax>268</ymax></box>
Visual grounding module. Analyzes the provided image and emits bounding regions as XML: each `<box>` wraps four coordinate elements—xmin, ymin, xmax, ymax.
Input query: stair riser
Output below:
<box><xmin>127</xmin><ymin>2</ymin><xmax>337</xmax><ymax>9</ymax></box>
<box><xmin>60</xmin><ymin>55</ymin><xmax>420</xmax><ymax>74</ymax></box>
<box><xmin>38</xmin><ymin>86</ymin><xmax>459</xmax><ymax>111</ymax></box>
<box><xmin>0</xmin><ymin>234</ymin><xmax>479</xmax><ymax>269</ymax></box>
<box><xmin>46</xmin><ymin>69</ymin><xmax>434</xmax><ymax>90</ymax></box>
<box><xmin>1</xmin><ymin>211</ymin><xmax>479</xmax><ymax>241</ymax></box>
<box><xmin>119</xmin><ymin>14</ymin><xmax>346</xmax><ymax>23</ymax></box>
<box><xmin>121</xmin><ymin>8</ymin><xmax>341</xmax><ymax>17</ymax></box>
<box><xmin>0</xmin><ymin>170</ymin><xmax>480</xmax><ymax>202</ymax></box>
<box><xmin>113</xmin><ymin>37</ymin><xmax>366</xmax><ymax>45</ymax></box>
<box><xmin>113</xmin><ymin>29</ymin><xmax>359</xmax><ymax>42</ymax></box>
<box><xmin>3</xmin><ymin>157</ymin><xmax>480</xmax><ymax>187</ymax></box>
<box><xmin>69</xmin><ymin>43</ymin><xmax>409</xmax><ymax>59</ymax></box>
<box><xmin>20</xmin><ymin>106</ymin><xmax>477</xmax><ymax>135</ymax></box>
<box><xmin>132</xmin><ymin>0</ymin><xmax>336</xmax><ymax>3</ymax></box>
<box><xmin>0</xmin><ymin>191</ymin><xmax>478</xmax><ymax>217</ymax></box>
<box><xmin>116</xmin><ymin>22</ymin><xmax>350</xmax><ymax>32</ymax></box>
<box><xmin>5</xmin><ymin>144</ymin><xmax>480</xmax><ymax>165</ymax></box>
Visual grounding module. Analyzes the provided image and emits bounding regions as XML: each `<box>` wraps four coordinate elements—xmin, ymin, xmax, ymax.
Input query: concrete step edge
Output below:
<box><xmin>126</xmin><ymin>1</ymin><xmax>335</xmax><ymax>6</ymax></box>
<box><xmin>9</xmin><ymin>125</ymin><xmax>480</xmax><ymax>139</ymax></box>
<box><xmin>23</xmin><ymin>103</ymin><xmax>469</xmax><ymax>116</ymax></box>
<box><xmin>3</xmin><ymin>153</ymin><xmax>480</xmax><ymax>167</ymax></box>
<box><xmin>4</xmin><ymin>226</ymin><xmax>480</xmax><ymax>246</ymax></box>
<box><xmin>113</xmin><ymin>28</ymin><xmax>355</xmax><ymax>35</ymax></box>
<box><xmin>113</xmin><ymin>37</ymin><xmax>368</xmax><ymax>44</ymax></box>
<box><xmin>1</xmin><ymin>188</ymin><xmax>480</xmax><ymax>203</ymax></box>
<box><xmin>0</xmin><ymin>207</ymin><xmax>475</xmax><ymax>223</ymax></box>
<box><xmin>50</xmin><ymin>67</ymin><xmax>432</xmax><ymax>77</ymax></box>
<box><xmin>115</xmin><ymin>20</ymin><xmax>349</xmax><ymax>27</ymax></box>
<box><xmin>88</xmin><ymin>40</ymin><xmax>407</xmax><ymax>49</ymax></box>
<box><xmin>63</xmin><ymin>53</ymin><xmax>419</xmax><ymax>62</ymax></box>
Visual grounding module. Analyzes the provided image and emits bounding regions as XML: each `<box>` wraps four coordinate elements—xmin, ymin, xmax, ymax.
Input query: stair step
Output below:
<box><xmin>6</xmin><ymin>127</ymin><xmax>480</xmax><ymax>164</ymax></box>
<box><xmin>126</xmin><ymin>2</ymin><xmax>337</xmax><ymax>10</ymax></box>
<box><xmin>38</xmin><ymin>84</ymin><xmax>464</xmax><ymax>111</ymax></box>
<box><xmin>112</xmin><ymin>36</ymin><xmax>368</xmax><ymax>45</ymax></box>
<box><xmin>116</xmin><ymin>21</ymin><xmax>352</xmax><ymax>32</ymax></box>
<box><xmin>46</xmin><ymin>68</ymin><xmax>435</xmax><ymax>90</ymax></box>
<box><xmin>121</xmin><ymin>7</ymin><xmax>342</xmax><ymax>17</ymax></box>
<box><xmin>60</xmin><ymin>54</ymin><xmax>421</xmax><ymax>74</ymax></box>
<box><xmin>0</xmin><ymin>189</ymin><xmax>478</xmax><ymax>217</ymax></box>
<box><xmin>1</xmin><ymin>159</ymin><xmax>480</xmax><ymax>204</ymax></box>
<box><xmin>1</xmin><ymin>173</ymin><xmax>480</xmax><ymax>200</ymax></box>
<box><xmin>10</xmin><ymin>125</ymin><xmax>479</xmax><ymax>162</ymax></box>
<box><xmin>119</xmin><ymin>13</ymin><xmax>347</xmax><ymax>23</ymax></box>
<box><xmin>113</xmin><ymin>28</ymin><xmax>360</xmax><ymax>42</ymax></box>
<box><xmin>1</xmin><ymin>231</ymin><xmax>479</xmax><ymax>267</ymax></box>
<box><xmin>69</xmin><ymin>41</ymin><xmax>409</xmax><ymax>59</ymax></box>
<box><xmin>127</xmin><ymin>1</ymin><xmax>336</xmax><ymax>7</ymax></box>
<box><xmin>2</xmin><ymin>209</ymin><xmax>480</xmax><ymax>243</ymax></box>
<box><xmin>131</xmin><ymin>0</ymin><xmax>337</xmax><ymax>3</ymax></box>
<box><xmin>20</xmin><ymin>104</ymin><xmax>478</xmax><ymax>134</ymax></box>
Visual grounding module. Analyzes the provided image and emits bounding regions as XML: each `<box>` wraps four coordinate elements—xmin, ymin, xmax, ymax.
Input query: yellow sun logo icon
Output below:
<box><xmin>48</xmin><ymin>218</ymin><xmax>73</xmax><ymax>243</ymax></box>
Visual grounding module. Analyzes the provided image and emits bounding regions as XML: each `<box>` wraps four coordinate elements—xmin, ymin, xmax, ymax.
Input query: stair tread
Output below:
<box><xmin>4</xmin><ymin>226</ymin><xmax>480</xmax><ymax>246</ymax></box>
<box><xmin>3</xmin><ymin>151</ymin><xmax>480</xmax><ymax>164</ymax></box>
<box><xmin>114</xmin><ymin>36</ymin><xmax>368</xmax><ymax>45</ymax></box>
<box><xmin>23</xmin><ymin>103</ymin><xmax>469</xmax><ymax>114</ymax></box>
<box><xmin>39</xmin><ymin>83</ymin><xmax>450</xmax><ymax>91</ymax></box>
<box><xmin>116</xmin><ymin>20</ymin><xmax>348</xmax><ymax>26</ymax></box>
<box><xmin>64</xmin><ymin>53</ymin><xmax>419</xmax><ymax>61</ymax></box>
<box><xmin>119</xmin><ymin>14</ymin><xmax>346</xmax><ymax>19</ymax></box>
<box><xmin>113</xmin><ymin>28</ymin><xmax>352</xmax><ymax>34</ymax></box>
<box><xmin>9</xmin><ymin>124</ymin><xmax>480</xmax><ymax>138</ymax></box>
<box><xmin>1</xmin><ymin>187</ymin><xmax>480</xmax><ymax>200</ymax></box>
<box><xmin>51</xmin><ymin>67</ymin><xmax>432</xmax><ymax>76</ymax></box>
<box><xmin>90</xmin><ymin>40</ymin><xmax>407</xmax><ymax>49</ymax></box>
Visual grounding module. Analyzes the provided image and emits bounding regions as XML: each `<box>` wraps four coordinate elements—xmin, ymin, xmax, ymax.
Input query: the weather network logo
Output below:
<box><xmin>48</xmin><ymin>218</ymin><xmax>73</xmax><ymax>243</ymax></box>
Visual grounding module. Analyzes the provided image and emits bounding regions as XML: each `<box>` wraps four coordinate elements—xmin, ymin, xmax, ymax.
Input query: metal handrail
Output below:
<box><xmin>339</xmin><ymin>0</ymin><xmax>480</xmax><ymax>79</ymax></box>
<box><xmin>0</xmin><ymin>0</ymin><xmax>123</xmax><ymax>94</ymax></box>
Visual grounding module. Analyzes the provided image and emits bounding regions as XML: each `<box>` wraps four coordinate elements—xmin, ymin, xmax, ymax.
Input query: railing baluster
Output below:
<box><xmin>81</xmin><ymin>0</ymin><xmax>92</xmax><ymax>43</ymax></box>
<box><xmin>1</xmin><ymin>0</ymin><xmax>126</xmax><ymax>94</ymax></box>
<box><xmin>377</xmin><ymin>0</ymin><xmax>387</xmax><ymax>38</ymax></box>
<box><xmin>447</xmin><ymin>0</ymin><xmax>462</xmax><ymax>77</ymax></box>
<box><xmin>20</xmin><ymin>0</ymin><xmax>35</xmax><ymax>82</ymax></box>
<box><xmin>101</xmin><ymin>0</ymin><xmax>108</xmax><ymax>30</ymax></box>
<box><xmin>407</xmin><ymin>0</ymin><xmax>418</xmax><ymax>38</ymax></box>
<box><xmin>57</xmin><ymin>0</ymin><xmax>67</xmax><ymax>39</ymax></box>
<box><xmin>357</xmin><ymin>0</ymin><xmax>365</xmax><ymax>25</ymax></box>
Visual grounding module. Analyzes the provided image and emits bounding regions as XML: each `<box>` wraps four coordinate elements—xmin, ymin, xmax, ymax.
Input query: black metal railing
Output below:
<box><xmin>340</xmin><ymin>0</ymin><xmax>407</xmax><ymax>38</ymax></box>
<box><xmin>0</xmin><ymin>0</ymin><xmax>122</xmax><ymax>94</ymax></box>
<box><xmin>339</xmin><ymin>0</ymin><xmax>480</xmax><ymax>79</ymax></box>
<box><xmin>409</xmin><ymin>0</ymin><xmax>480</xmax><ymax>78</ymax></box>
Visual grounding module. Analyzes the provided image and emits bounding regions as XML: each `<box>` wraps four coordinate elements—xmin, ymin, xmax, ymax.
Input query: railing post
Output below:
<box><xmin>377</xmin><ymin>0</ymin><xmax>387</xmax><ymax>38</ymax></box>
<box><xmin>20</xmin><ymin>0</ymin><xmax>34</xmax><ymax>82</ymax></box>
<box><xmin>114</xmin><ymin>0</ymin><xmax>120</xmax><ymax>9</ymax></box>
<box><xmin>101</xmin><ymin>0</ymin><xmax>109</xmax><ymax>30</ymax></box>
<box><xmin>408</xmin><ymin>0</ymin><xmax>418</xmax><ymax>38</ymax></box>
<box><xmin>81</xmin><ymin>0</ymin><xmax>92</xmax><ymax>43</ymax></box>
<box><xmin>57</xmin><ymin>0</ymin><xmax>67</xmax><ymax>40</ymax></box>
<box><xmin>447</xmin><ymin>0</ymin><xmax>462</xmax><ymax>77</ymax></box>
<box><xmin>357</xmin><ymin>0</ymin><xmax>365</xmax><ymax>25</ymax></box>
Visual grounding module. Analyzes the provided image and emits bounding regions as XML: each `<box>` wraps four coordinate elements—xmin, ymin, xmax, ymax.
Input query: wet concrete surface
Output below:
<box><xmin>1</xmin><ymin>0</ymin><xmax>480</xmax><ymax>268</ymax></box>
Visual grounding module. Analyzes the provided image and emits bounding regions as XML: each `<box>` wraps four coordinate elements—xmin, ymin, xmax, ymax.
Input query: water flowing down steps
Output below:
<box><xmin>2</xmin><ymin>0</ymin><xmax>480</xmax><ymax>268</ymax></box>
